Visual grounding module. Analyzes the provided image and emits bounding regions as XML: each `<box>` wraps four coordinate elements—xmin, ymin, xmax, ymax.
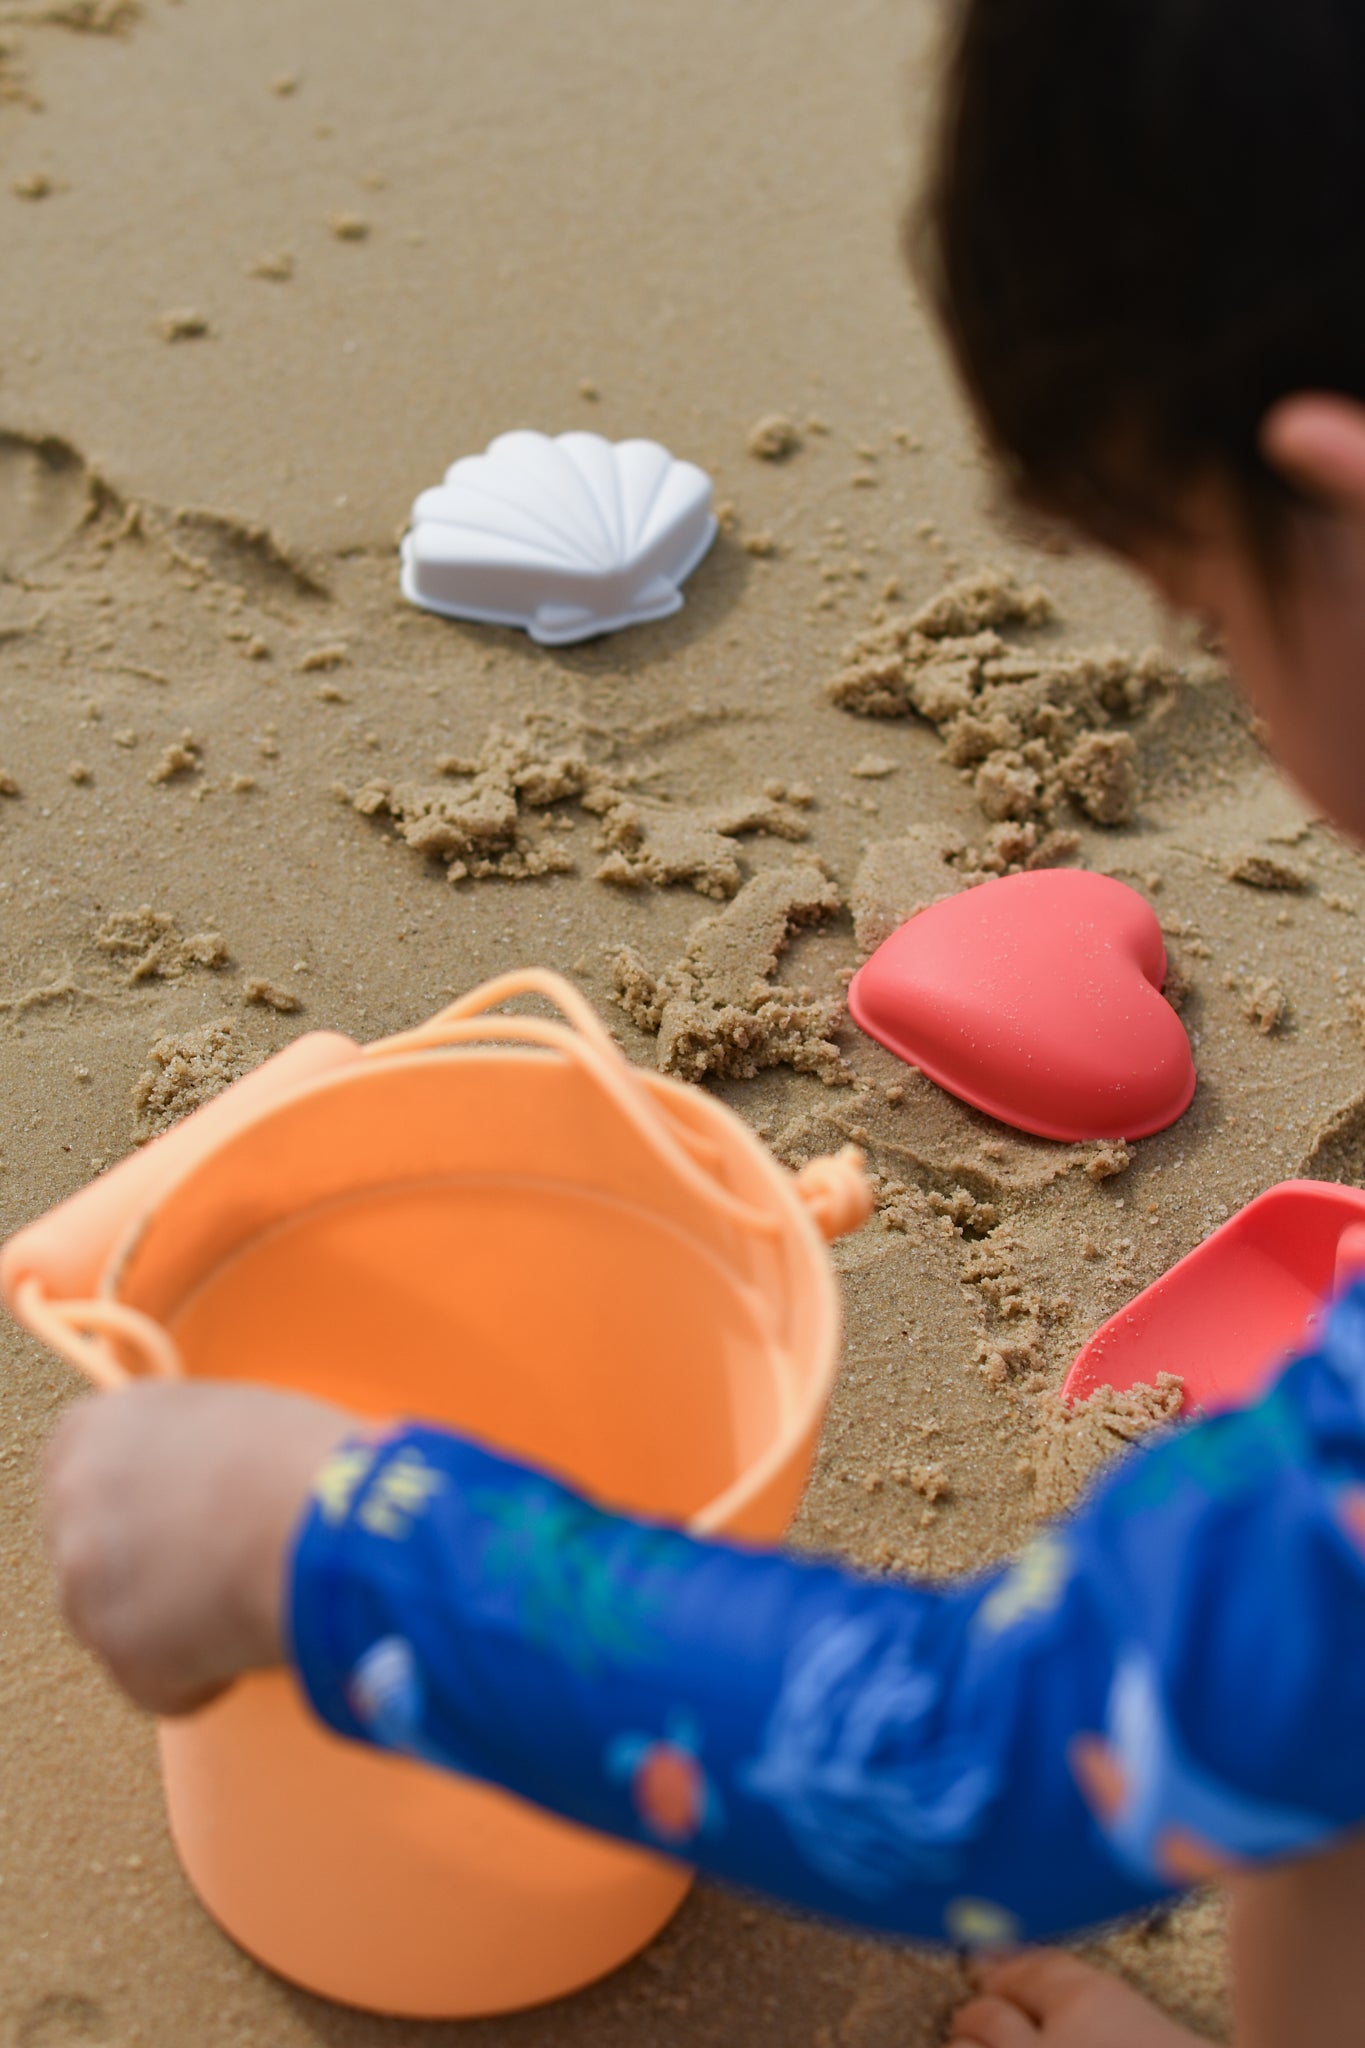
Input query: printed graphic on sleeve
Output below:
<box><xmin>1336</xmin><ymin>1482</ymin><xmax>1365</xmax><ymax>1556</ymax></box>
<box><xmin>975</xmin><ymin>1531</ymin><xmax>1073</xmax><ymax>1637</ymax></box>
<box><xmin>606</xmin><ymin>1711</ymin><xmax>723</xmax><ymax>1846</ymax></box>
<box><xmin>357</xmin><ymin>1448</ymin><xmax>446</xmax><ymax>1539</ymax></box>
<box><xmin>345</xmin><ymin>1635</ymin><xmax>450</xmax><ymax>1768</ymax></box>
<box><xmin>943</xmin><ymin>1896</ymin><xmax>1023</xmax><ymax>1950</ymax></box>
<box><xmin>470</xmin><ymin>1482</ymin><xmax>691</xmax><ymax>1676</ymax></box>
<box><xmin>740</xmin><ymin>1612</ymin><xmax>997</xmax><ymax>1898</ymax></box>
<box><xmin>312</xmin><ymin>1443</ymin><xmax>379</xmax><ymax>1525</ymax></box>
<box><xmin>1069</xmin><ymin>1650</ymin><xmax>1334</xmax><ymax>1886</ymax></box>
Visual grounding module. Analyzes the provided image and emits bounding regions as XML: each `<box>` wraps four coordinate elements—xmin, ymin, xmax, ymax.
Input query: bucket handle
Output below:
<box><xmin>789</xmin><ymin>1146</ymin><xmax>875</xmax><ymax>1243</ymax></box>
<box><xmin>362</xmin><ymin>969</ymin><xmax>793</xmax><ymax>1239</ymax></box>
<box><xmin>12</xmin><ymin>1274</ymin><xmax>181</xmax><ymax>1390</ymax></box>
<box><xmin>426</xmin><ymin>972</ymin><xmax>870</xmax><ymax>1241</ymax></box>
<box><xmin>13</xmin><ymin>972</ymin><xmax>870</xmax><ymax>1392</ymax></box>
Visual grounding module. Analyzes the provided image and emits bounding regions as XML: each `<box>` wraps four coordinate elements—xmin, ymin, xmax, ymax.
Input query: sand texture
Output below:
<box><xmin>3</xmin><ymin>3</ymin><xmax>1365</xmax><ymax>2043</ymax></box>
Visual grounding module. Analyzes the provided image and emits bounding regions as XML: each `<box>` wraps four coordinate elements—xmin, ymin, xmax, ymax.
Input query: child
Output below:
<box><xmin>37</xmin><ymin>1</ymin><xmax>1365</xmax><ymax>2041</ymax></box>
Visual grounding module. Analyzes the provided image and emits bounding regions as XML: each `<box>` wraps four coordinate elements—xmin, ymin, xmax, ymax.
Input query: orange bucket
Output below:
<box><xmin>1</xmin><ymin>970</ymin><xmax>870</xmax><ymax>2017</ymax></box>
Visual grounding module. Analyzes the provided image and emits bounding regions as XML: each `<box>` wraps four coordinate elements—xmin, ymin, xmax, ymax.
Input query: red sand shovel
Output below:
<box><xmin>1062</xmin><ymin>1180</ymin><xmax>1365</xmax><ymax>1415</ymax></box>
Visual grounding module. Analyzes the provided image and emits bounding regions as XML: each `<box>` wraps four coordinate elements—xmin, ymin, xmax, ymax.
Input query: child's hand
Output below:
<box><xmin>42</xmin><ymin>1381</ymin><xmax>357</xmax><ymax>1717</ymax></box>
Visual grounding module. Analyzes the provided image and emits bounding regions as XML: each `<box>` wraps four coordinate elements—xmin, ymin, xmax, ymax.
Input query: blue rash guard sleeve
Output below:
<box><xmin>287</xmin><ymin>1280</ymin><xmax>1365</xmax><ymax>1948</ymax></box>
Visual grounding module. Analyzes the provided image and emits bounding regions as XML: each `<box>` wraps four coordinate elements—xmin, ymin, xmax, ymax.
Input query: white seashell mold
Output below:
<box><xmin>400</xmin><ymin>430</ymin><xmax>718</xmax><ymax>646</ymax></box>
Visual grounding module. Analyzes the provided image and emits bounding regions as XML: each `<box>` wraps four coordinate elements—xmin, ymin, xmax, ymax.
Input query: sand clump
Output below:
<box><xmin>1056</xmin><ymin>731</ymin><xmax>1139</xmax><ymax>827</ymax></box>
<box><xmin>249</xmin><ymin>251</ymin><xmax>295</xmax><ymax>282</ymax></box>
<box><xmin>133</xmin><ymin>1018</ymin><xmax>251</xmax><ymax>1136</ymax></box>
<box><xmin>299</xmin><ymin>641</ymin><xmax>347</xmax><ymax>672</ymax></box>
<box><xmin>243</xmin><ymin>977</ymin><xmax>301</xmax><ymax>1013</ymax></box>
<box><xmin>352</xmin><ymin>729</ymin><xmax>818</xmax><ymax>898</ymax></box>
<box><xmin>589</xmin><ymin>784</ymin><xmax>811</xmax><ymax>899</ymax></box>
<box><xmin>850</xmin><ymin>819</ymin><xmax>1081</xmax><ymax>953</ymax></box>
<box><xmin>747</xmin><ymin>413</ymin><xmax>801</xmax><ymax>460</ymax></box>
<box><xmin>904</xmin><ymin>1460</ymin><xmax>950</xmax><ymax>1503</ymax></box>
<box><xmin>1244</xmin><ymin>977</ymin><xmax>1288</xmax><ymax>1034</ymax></box>
<box><xmin>148</xmin><ymin>731</ymin><xmax>202</xmax><ymax>783</ymax></box>
<box><xmin>348</xmin><ymin>728</ymin><xmax>594</xmax><ymax>882</ymax></box>
<box><xmin>1226</xmin><ymin>850</ymin><xmax>1310</xmax><ymax>892</ymax></box>
<box><xmin>1028</xmin><ymin>1375</ymin><xmax>1185</xmax><ymax>1518</ymax></box>
<box><xmin>876</xmin><ymin>1167</ymin><xmax>1000</xmax><ymax>1242</ymax></box>
<box><xmin>827</xmin><ymin>568</ymin><xmax>1179</xmax><ymax>829</ymax></box>
<box><xmin>156</xmin><ymin>308</ymin><xmax>209</xmax><ymax>343</ymax></box>
<box><xmin>95</xmin><ymin>906</ymin><xmax>229</xmax><ymax>983</ymax></box>
<box><xmin>1085</xmin><ymin>1140</ymin><xmax>1133</xmax><ymax>1183</ymax></box>
<box><xmin>613</xmin><ymin>861</ymin><xmax>847</xmax><ymax>1082</ymax></box>
<box><xmin>962</xmin><ymin>1242</ymin><xmax>1048</xmax><ymax>1378</ymax></box>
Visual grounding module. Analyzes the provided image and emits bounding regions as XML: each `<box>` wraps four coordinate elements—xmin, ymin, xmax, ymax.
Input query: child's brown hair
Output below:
<box><xmin>918</xmin><ymin>0</ymin><xmax>1365</xmax><ymax>554</ymax></box>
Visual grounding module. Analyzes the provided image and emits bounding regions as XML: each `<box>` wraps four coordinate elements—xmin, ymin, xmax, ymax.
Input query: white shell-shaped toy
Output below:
<box><xmin>400</xmin><ymin>430</ymin><xmax>717</xmax><ymax>646</ymax></box>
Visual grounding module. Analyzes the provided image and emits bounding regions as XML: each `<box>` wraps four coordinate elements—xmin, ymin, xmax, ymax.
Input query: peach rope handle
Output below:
<box><xmin>792</xmin><ymin>1147</ymin><xmax>874</xmax><ymax>1243</ymax></box>
<box><xmin>12</xmin><ymin>1273</ymin><xmax>182</xmax><ymax>1390</ymax></box>
<box><xmin>13</xmin><ymin>973</ymin><xmax>870</xmax><ymax>1390</ymax></box>
<box><xmin>364</xmin><ymin>968</ymin><xmax>793</xmax><ymax>1240</ymax></box>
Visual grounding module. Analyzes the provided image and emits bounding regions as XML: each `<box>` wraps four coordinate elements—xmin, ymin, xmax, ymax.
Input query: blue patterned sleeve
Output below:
<box><xmin>287</xmin><ymin>1282</ymin><xmax>1365</xmax><ymax>1946</ymax></box>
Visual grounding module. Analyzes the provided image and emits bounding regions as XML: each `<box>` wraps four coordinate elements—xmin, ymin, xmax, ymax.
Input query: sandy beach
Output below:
<box><xmin>3</xmin><ymin>3</ymin><xmax>1362</xmax><ymax>2041</ymax></box>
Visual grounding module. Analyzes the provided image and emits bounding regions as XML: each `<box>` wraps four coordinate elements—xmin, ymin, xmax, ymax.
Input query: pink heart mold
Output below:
<box><xmin>847</xmin><ymin>869</ymin><xmax>1195</xmax><ymax>1142</ymax></box>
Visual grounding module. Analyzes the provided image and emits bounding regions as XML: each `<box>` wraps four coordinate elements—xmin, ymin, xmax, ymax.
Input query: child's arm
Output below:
<box><xmin>44</xmin><ymin>1285</ymin><xmax>1365</xmax><ymax>1947</ymax></box>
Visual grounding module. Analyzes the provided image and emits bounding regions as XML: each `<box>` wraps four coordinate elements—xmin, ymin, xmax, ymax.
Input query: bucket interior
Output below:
<box><xmin>165</xmin><ymin>1172</ymin><xmax>787</xmax><ymax>1523</ymax></box>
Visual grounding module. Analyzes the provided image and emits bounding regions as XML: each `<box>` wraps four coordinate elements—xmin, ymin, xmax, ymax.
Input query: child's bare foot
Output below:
<box><xmin>949</xmin><ymin>1951</ymin><xmax>1213</xmax><ymax>2047</ymax></box>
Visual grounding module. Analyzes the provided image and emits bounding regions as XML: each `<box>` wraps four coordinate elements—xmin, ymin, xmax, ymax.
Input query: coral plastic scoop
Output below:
<box><xmin>1063</xmin><ymin>1180</ymin><xmax>1365</xmax><ymax>1414</ymax></box>
<box><xmin>1</xmin><ymin>970</ymin><xmax>870</xmax><ymax>2018</ymax></box>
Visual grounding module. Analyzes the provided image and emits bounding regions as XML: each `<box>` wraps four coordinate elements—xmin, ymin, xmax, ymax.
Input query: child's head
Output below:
<box><xmin>920</xmin><ymin>0</ymin><xmax>1365</xmax><ymax>840</ymax></box>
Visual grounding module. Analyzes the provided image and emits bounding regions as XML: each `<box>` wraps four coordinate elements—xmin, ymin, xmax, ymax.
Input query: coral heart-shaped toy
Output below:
<box><xmin>847</xmin><ymin>869</ymin><xmax>1195</xmax><ymax>1141</ymax></box>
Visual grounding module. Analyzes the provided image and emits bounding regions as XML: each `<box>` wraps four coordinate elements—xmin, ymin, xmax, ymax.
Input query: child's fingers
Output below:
<box><xmin>39</xmin><ymin>1380</ymin><xmax>357</xmax><ymax>1713</ymax></box>
<box><xmin>41</xmin><ymin>1399</ymin><xmax>122</xmax><ymax>1626</ymax></box>
<box><xmin>96</xmin><ymin>1644</ymin><xmax>231</xmax><ymax>1720</ymax></box>
<box><xmin>947</xmin><ymin>1993</ymin><xmax>1039</xmax><ymax>2047</ymax></box>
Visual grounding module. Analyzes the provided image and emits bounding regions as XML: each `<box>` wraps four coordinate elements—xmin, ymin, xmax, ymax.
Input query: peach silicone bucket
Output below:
<box><xmin>1</xmin><ymin>970</ymin><xmax>870</xmax><ymax>2018</ymax></box>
